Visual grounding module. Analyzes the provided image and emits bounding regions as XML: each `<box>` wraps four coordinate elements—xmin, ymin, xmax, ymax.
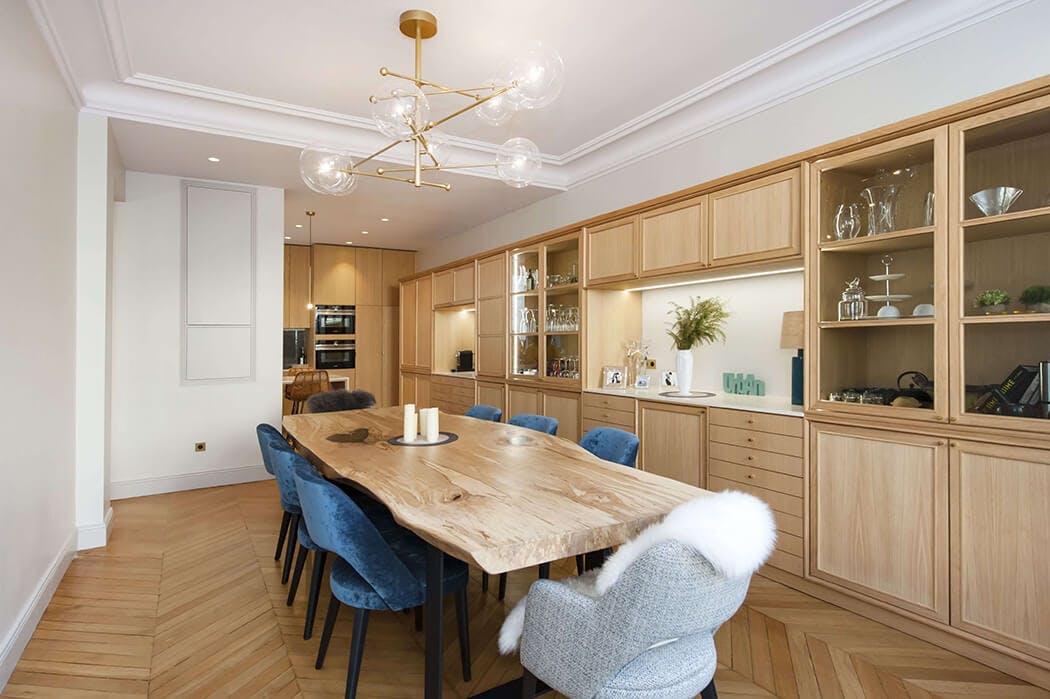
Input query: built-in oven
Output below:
<box><xmin>315</xmin><ymin>339</ymin><xmax>356</xmax><ymax>370</ymax></box>
<box><xmin>314</xmin><ymin>305</ymin><xmax>356</xmax><ymax>335</ymax></box>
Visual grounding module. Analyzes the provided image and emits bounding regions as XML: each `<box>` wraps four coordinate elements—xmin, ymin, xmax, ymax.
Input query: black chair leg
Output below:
<box><xmin>287</xmin><ymin>543</ymin><xmax>309</xmax><ymax>605</ymax></box>
<box><xmin>304</xmin><ymin>551</ymin><xmax>327</xmax><ymax>639</ymax></box>
<box><xmin>316</xmin><ymin>593</ymin><xmax>341</xmax><ymax>669</ymax></box>
<box><xmin>454</xmin><ymin>587</ymin><xmax>472</xmax><ymax>682</ymax></box>
<box><xmin>575</xmin><ymin>554</ymin><xmax>584</xmax><ymax>575</ymax></box>
<box><xmin>537</xmin><ymin>563</ymin><xmax>550</xmax><ymax>579</ymax></box>
<box><xmin>700</xmin><ymin>679</ymin><xmax>718</xmax><ymax>699</ymax></box>
<box><xmin>274</xmin><ymin>511</ymin><xmax>291</xmax><ymax>561</ymax></box>
<box><xmin>281</xmin><ymin>514</ymin><xmax>299</xmax><ymax>584</ymax></box>
<box><xmin>345</xmin><ymin>609</ymin><xmax>370</xmax><ymax>699</ymax></box>
<box><xmin>521</xmin><ymin>668</ymin><xmax>537</xmax><ymax>698</ymax></box>
<box><xmin>481</xmin><ymin>571</ymin><xmax>489</xmax><ymax>592</ymax></box>
<box><xmin>414</xmin><ymin>605</ymin><xmax>423</xmax><ymax>632</ymax></box>
<box><xmin>498</xmin><ymin>572</ymin><xmax>507</xmax><ymax>600</ymax></box>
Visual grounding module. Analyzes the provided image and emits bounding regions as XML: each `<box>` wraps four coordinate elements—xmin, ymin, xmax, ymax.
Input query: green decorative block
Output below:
<box><xmin>723</xmin><ymin>372</ymin><xmax>766</xmax><ymax>396</ymax></box>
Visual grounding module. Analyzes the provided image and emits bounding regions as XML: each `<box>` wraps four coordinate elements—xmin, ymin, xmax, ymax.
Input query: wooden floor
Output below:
<box><xmin>4</xmin><ymin>480</ymin><xmax>1047</xmax><ymax>698</ymax></box>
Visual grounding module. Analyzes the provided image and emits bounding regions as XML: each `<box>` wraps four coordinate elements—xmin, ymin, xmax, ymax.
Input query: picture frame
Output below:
<box><xmin>661</xmin><ymin>370</ymin><xmax>678</xmax><ymax>389</ymax></box>
<box><xmin>601</xmin><ymin>365</ymin><xmax>628</xmax><ymax>389</ymax></box>
<box><xmin>634</xmin><ymin>374</ymin><xmax>651</xmax><ymax>389</ymax></box>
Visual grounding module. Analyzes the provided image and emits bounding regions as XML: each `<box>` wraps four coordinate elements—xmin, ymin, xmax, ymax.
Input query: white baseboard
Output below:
<box><xmin>111</xmin><ymin>463</ymin><xmax>272</xmax><ymax>500</ymax></box>
<box><xmin>76</xmin><ymin>506</ymin><xmax>113</xmax><ymax>551</ymax></box>
<box><xmin>0</xmin><ymin>530</ymin><xmax>75</xmax><ymax>692</ymax></box>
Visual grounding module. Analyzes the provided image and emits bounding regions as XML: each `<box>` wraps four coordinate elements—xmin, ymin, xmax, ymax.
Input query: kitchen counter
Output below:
<box><xmin>431</xmin><ymin>370</ymin><xmax>476</xmax><ymax>379</ymax></box>
<box><xmin>282</xmin><ymin>375</ymin><xmax>350</xmax><ymax>388</ymax></box>
<box><xmin>583</xmin><ymin>387</ymin><xmax>802</xmax><ymax>417</ymax></box>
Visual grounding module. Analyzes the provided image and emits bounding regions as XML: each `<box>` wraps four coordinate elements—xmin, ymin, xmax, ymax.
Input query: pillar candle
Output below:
<box><xmin>403</xmin><ymin>404</ymin><xmax>417</xmax><ymax>443</ymax></box>
<box><xmin>422</xmin><ymin>408</ymin><xmax>440</xmax><ymax>443</ymax></box>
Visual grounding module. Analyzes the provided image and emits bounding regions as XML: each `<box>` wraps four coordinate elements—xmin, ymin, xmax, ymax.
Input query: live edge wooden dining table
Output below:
<box><xmin>284</xmin><ymin>406</ymin><xmax>708</xmax><ymax>699</ymax></box>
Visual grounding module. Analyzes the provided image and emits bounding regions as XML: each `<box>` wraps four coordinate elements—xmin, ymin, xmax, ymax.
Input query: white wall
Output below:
<box><xmin>640</xmin><ymin>272</ymin><xmax>803</xmax><ymax>398</ymax></box>
<box><xmin>109</xmin><ymin>171</ymin><xmax>283</xmax><ymax>498</ymax></box>
<box><xmin>0</xmin><ymin>0</ymin><xmax>78</xmax><ymax>687</ymax></box>
<box><xmin>418</xmin><ymin>1</ymin><xmax>1050</xmax><ymax>269</ymax></box>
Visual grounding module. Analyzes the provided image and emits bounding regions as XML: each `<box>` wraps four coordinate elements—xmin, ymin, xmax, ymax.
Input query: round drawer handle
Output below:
<box><xmin>747</xmin><ymin>437</ymin><xmax>754</xmax><ymax>443</ymax></box>
<box><xmin>747</xmin><ymin>474</ymin><xmax>755</xmax><ymax>479</ymax></box>
<box><xmin>746</xmin><ymin>456</ymin><xmax>754</xmax><ymax>461</ymax></box>
<box><xmin>747</xmin><ymin>419</ymin><xmax>754</xmax><ymax>424</ymax></box>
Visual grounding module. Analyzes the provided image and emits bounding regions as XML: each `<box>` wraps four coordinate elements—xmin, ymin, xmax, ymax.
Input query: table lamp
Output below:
<box><xmin>780</xmin><ymin>311</ymin><xmax>805</xmax><ymax>406</ymax></box>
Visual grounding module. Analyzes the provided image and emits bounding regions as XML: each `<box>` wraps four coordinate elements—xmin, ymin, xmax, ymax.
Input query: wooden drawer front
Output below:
<box><xmin>581</xmin><ymin>418</ymin><xmax>637</xmax><ymax>440</ymax></box>
<box><xmin>708</xmin><ymin>441</ymin><xmax>803</xmax><ymax>477</ymax></box>
<box><xmin>709</xmin><ymin>424</ymin><xmax>802</xmax><ymax>456</ymax></box>
<box><xmin>709</xmin><ymin>459</ymin><xmax>803</xmax><ymax>497</ymax></box>
<box><xmin>708</xmin><ymin>408</ymin><xmax>802</xmax><ymax>439</ymax></box>
<box><xmin>766</xmin><ymin>549</ymin><xmax>803</xmax><ymax>576</ymax></box>
<box><xmin>709</xmin><ymin>474</ymin><xmax>804</xmax><ymax>576</ymax></box>
<box><xmin>581</xmin><ymin>405</ymin><xmax>635</xmax><ymax>429</ymax></box>
<box><xmin>582</xmin><ymin>392</ymin><xmax>635</xmax><ymax>412</ymax></box>
<box><xmin>708</xmin><ymin>476</ymin><xmax>802</xmax><ymax>519</ymax></box>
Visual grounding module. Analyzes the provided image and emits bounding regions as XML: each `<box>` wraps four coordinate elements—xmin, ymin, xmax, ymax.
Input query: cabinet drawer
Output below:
<box><xmin>708</xmin><ymin>441</ymin><xmax>803</xmax><ymax>477</ymax></box>
<box><xmin>581</xmin><ymin>405</ymin><xmax>635</xmax><ymax>428</ymax></box>
<box><xmin>766</xmin><ymin>549</ymin><xmax>803</xmax><ymax>576</ymax></box>
<box><xmin>709</xmin><ymin>424</ymin><xmax>803</xmax><ymax>456</ymax></box>
<box><xmin>708</xmin><ymin>475</ymin><xmax>803</xmax><ymax>518</ymax></box>
<box><xmin>709</xmin><ymin>408</ymin><xmax>802</xmax><ymax>438</ymax></box>
<box><xmin>582</xmin><ymin>392</ymin><xmax>635</xmax><ymax>412</ymax></box>
<box><xmin>777</xmin><ymin>531</ymin><xmax>804</xmax><ymax>558</ymax></box>
<box><xmin>709</xmin><ymin>459</ymin><xmax>803</xmax><ymax>498</ymax></box>
<box><xmin>581</xmin><ymin>418</ymin><xmax>637</xmax><ymax>439</ymax></box>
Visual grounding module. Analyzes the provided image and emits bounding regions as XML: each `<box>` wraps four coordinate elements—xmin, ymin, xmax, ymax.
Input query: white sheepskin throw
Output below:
<box><xmin>498</xmin><ymin>489</ymin><xmax>776</xmax><ymax>654</ymax></box>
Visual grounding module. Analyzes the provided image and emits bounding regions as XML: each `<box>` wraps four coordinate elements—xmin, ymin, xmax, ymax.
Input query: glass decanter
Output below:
<box><xmin>837</xmin><ymin>277</ymin><xmax>868</xmax><ymax>321</ymax></box>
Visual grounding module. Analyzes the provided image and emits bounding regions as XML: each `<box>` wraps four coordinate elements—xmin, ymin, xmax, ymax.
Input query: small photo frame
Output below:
<box><xmin>634</xmin><ymin>374</ymin><xmax>651</xmax><ymax>389</ymax></box>
<box><xmin>601</xmin><ymin>365</ymin><xmax>628</xmax><ymax>389</ymax></box>
<box><xmin>661</xmin><ymin>370</ymin><xmax>678</xmax><ymax>388</ymax></box>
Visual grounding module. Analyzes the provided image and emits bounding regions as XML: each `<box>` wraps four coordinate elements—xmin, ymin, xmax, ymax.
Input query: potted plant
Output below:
<box><xmin>666</xmin><ymin>297</ymin><xmax>730</xmax><ymax>396</ymax></box>
<box><xmin>973</xmin><ymin>289</ymin><xmax>1010</xmax><ymax>314</ymax></box>
<box><xmin>1019</xmin><ymin>285</ymin><xmax>1050</xmax><ymax>313</ymax></box>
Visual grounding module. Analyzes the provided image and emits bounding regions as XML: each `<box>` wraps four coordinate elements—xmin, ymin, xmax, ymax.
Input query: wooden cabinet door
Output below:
<box><xmin>541</xmin><ymin>389</ymin><xmax>580</xmax><ymax>441</ymax></box>
<box><xmin>354</xmin><ymin>247</ymin><xmax>383</xmax><ymax>306</ymax></box>
<box><xmin>475</xmin><ymin>381</ymin><xmax>506</xmax><ymax>420</ymax></box>
<box><xmin>380</xmin><ymin>306</ymin><xmax>398</xmax><ymax>407</ymax></box>
<box><xmin>709</xmin><ymin>168</ymin><xmax>801</xmax><ymax>267</ymax></box>
<box><xmin>312</xmin><ymin>245</ymin><xmax>356</xmax><ymax>305</ymax></box>
<box><xmin>354</xmin><ymin>306</ymin><xmax>382</xmax><ymax>400</ymax></box>
<box><xmin>507</xmin><ymin>385</ymin><xmax>539</xmax><ymax>419</ymax></box>
<box><xmin>639</xmin><ymin>197</ymin><xmax>706</xmax><ymax>277</ymax></box>
<box><xmin>399</xmin><ymin>279</ymin><xmax>417</xmax><ymax>369</ymax></box>
<box><xmin>400</xmin><ymin>371</ymin><xmax>416</xmax><ymax>405</ymax></box>
<box><xmin>951</xmin><ymin>440</ymin><xmax>1050</xmax><ymax>660</ymax></box>
<box><xmin>585</xmin><ymin>217</ymin><xmax>636</xmax><ymax>285</ymax></box>
<box><xmin>416</xmin><ymin>373</ymin><xmax>431</xmax><ymax>407</ymax></box>
<box><xmin>476</xmin><ymin>334</ymin><xmax>505</xmax><ymax>378</ymax></box>
<box><xmin>432</xmin><ymin>270</ymin><xmax>454</xmax><ymax>307</ymax></box>
<box><xmin>453</xmin><ymin>264</ymin><xmax>475</xmax><ymax>305</ymax></box>
<box><xmin>416</xmin><ymin>276</ymin><xmax>432</xmax><ymax>370</ymax></box>
<box><xmin>477</xmin><ymin>253</ymin><xmax>505</xmax><ymax>299</ymax></box>
<box><xmin>638</xmin><ymin>402</ymin><xmax>704</xmax><ymax>486</ymax></box>
<box><xmin>381</xmin><ymin>250</ymin><xmax>415</xmax><ymax>306</ymax></box>
<box><xmin>810</xmin><ymin>423</ymin><xmax>948</xmax><ymax>622</ymax></box>
<box><xmin>283</xmin><ymin>245</ymin><xmax>312</xmax><ymax>328</ymax></box>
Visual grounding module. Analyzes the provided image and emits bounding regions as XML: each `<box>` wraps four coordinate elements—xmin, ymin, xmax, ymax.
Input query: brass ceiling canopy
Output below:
<box><xmin>298</xmin><ymin>9</ymin><xmax>563</xmax><ymax>195</ymax></box>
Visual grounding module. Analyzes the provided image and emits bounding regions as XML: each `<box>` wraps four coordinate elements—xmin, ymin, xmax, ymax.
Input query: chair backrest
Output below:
<box><xmin>508</xmin><ymin>413</ymin><xmax>558</xmax><ymax>435</ymax></box>
<box><xmin>287</xmin><ymin>370</ymin><xmax>330</xmax><ymax>401</ymax></box>
<box><xmin>256</xmin><ymin>423</ymin><xmax>285</xmax><ymax>475</ymax></box>
<box><xmin>291</xmin><ymin>461</ymin><xmax>423</xmax><ymax>610</ymax></box>
<box><xmin>579</xmin><ymin>427</ymin><xmax>639</xmax><ymax>468</ymax></box>
<box><xmin>264</xmin><ymin>436</ymin><xmax>300</xmax><ymax>509</ymax></box>
<box><xmin>466</xmin><ymin>404</ymin><xmax>502</xmax><ymax>422</ymax></box>
<box><xmin>306</xmin><ymin>389</ymin><xmax>376</xmax><ymax>413</ymax></box>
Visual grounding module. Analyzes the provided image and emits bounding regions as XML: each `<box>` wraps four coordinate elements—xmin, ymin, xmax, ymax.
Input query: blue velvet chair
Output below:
<box><xmin>293</xmin><ymin>471</ymin><xmax>473</xmax><ymax>697</ymax></box>
<box><xmin>465</xmin><ymin>404</ymin><xmax>502</xmax><ymax>422</ymax></box>
<box><xmin>256</xmin><ymin>425</ymin><xmax>299</xmax><ymax>564</ymax></box>
<box><xmin>508</xmin><ymin>413</ymin><xmax>558</xmax><ymax>435</ymax></box>
<box><xmin>576</xmin><ymin>427</ymin><xmax>641</xmax><ymax>574</ymax></box>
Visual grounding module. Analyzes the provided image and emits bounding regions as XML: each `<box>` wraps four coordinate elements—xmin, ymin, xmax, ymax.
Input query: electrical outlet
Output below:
<box><xmin>194</xmin><ymin>442</ymin><xmax>206</xmax><ymax>453</ymax></box>
<box><xmin>646</xmin><ymin>359</ymin><xmax>657</xmax><ymax>369</ymax></box>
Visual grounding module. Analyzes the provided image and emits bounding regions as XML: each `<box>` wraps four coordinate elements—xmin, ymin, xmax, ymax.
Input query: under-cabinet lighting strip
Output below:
<box><xmin>623</xmin><ymin>266</ymin><xmax>804</xmax><ymax>292</ymax></box>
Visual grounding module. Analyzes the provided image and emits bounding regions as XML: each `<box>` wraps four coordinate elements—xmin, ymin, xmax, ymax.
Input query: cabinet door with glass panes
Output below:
<box><xmin>950</xmin><ymin>94</ymin><xmax>1050</xmax><ymax>434</ymax></box>
<box><xmin>509</xmin><ymin>246</ymin><xmax>542</xmax><ymax>381</ymax></box>
<box><xmin>809</xmin><ymin>126</ymin><xmax>948</xmax><ymax>423</ymax></box>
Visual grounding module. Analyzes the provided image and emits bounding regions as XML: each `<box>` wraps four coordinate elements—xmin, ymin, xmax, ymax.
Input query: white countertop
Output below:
<box><xmin>431</xmin><ymin>370</ymin><xmax>476</xmax><ymax>379</ymax></box>
<box><xmin>583</xmin><ymin>387</ymin><xmax>802</xmax><ymax>417</ymax></box>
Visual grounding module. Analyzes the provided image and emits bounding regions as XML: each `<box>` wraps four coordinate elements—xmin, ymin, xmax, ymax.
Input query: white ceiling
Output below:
<box><xmin>31</xmin><ymin>0</ymin><xmax>1025</xmax><ymax>250</ymax></box>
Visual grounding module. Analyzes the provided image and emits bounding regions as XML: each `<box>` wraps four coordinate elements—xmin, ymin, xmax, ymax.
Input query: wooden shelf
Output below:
<box><xmin>544</xmin><ymin>330</ymin><xmax>580</xmax><ymax>336</ymax></box>
<box><xmin>961</xmin><ymin>312</ymin><xmax>1050</xmax><ymax>324</ymax></box>
<box><xmin>545</xmin><ymin>283</ymin><xmax>580</xmax><ymax>293</ymax></box>
<box><xmin>511</xmin><ymin>290</ymin><xmax>539</xmax><ymax>297</ymax></box>
<box><xmin>961</xmin><ymin>206</ymin><xmax>1050</xmax><ymax>241</ymax></box>
<box><xmin>819</xmin><ymin>226</ymin><xmax>935</xmax><ymax>254</ymax></box>
<box><xmin>510</xmin><ymin>332</ymin><xmax>538</xmax><ymax>337</ymax></box>
<box><xmin>819</xmin><ymin>317</ymin><xmax>935</xmax><ymax>329</ymax></box>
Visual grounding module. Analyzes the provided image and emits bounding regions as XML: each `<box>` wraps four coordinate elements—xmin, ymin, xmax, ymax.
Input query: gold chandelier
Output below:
<box><xmin>299</xmin><ymin>9</ymin><xmax>563</xmax><ymax>195</ymax></box>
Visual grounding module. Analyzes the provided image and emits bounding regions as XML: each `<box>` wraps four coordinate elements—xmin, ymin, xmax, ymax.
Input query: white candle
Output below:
<box><xmin>423</xmin><ymin>408</ymin><xmax>440</xmax><ymax>443</ymax></box>
<box><xmin>403</xmin><ymin>404</ymin><xmax>417</xmax><ymax>443</ymax></box>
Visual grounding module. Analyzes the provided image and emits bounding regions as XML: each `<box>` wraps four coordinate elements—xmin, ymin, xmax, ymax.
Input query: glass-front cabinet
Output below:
<box><xmin>508</xmin><ymin>233</ymin><xmax>581</xmax><ymax>386</ymax></box>
<box><xmin>950</xmin><ymin>94</ymin><xmax>1050</xmax><ymax>433</ymax></box>
<box><xmin>810</xmin><ymin>126</ymin><xmax>948</xmax><ymax>422</ymax></box>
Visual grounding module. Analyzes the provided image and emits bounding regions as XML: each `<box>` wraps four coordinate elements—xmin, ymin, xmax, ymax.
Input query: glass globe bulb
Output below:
<box><xmin>299</xmin><ymin>145</ymin><xmax>357</xmax><ymax>196</ymax></box>
<box><xmin>503</xmin><ymin>41</ymin><xmax>564</xmax><ymax>110</ymax></box>
<box><xmin>420</xmin><ymin>129</ymin><xmax>452</xmax><ymax>166</ymax></box>
<box><xmin>475</xmin><ymin>79</ymin><xmax>515</xmax><ymax>126</ymax></box>
<box><xmin>495</xmin><ymin>137</ymin><xmax>542</xmax><ymax>188</ymax></box>
<box><xmin>370</xmin><ymin>76</ymin><xmax>430</xmax><ymax>140</ymax></box>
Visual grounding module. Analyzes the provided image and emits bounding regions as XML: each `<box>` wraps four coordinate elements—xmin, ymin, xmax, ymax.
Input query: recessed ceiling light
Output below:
<box><xmin>380</xmin><ymin>218</ymin><xmax>390</xmax><ymax>222</ymax></box>
<box><xmin>345</xmin><ymin>241</ymin><xmax>353</xmax><ymax>245</ymax></box>
<box><xmin>207</xmin><ymin>156</ymin><xmax>221</xmax><ymax>163</ymax></box>
<box><xmin>295</xmin><ymin>224</ymin><xmax>303</xmax><ymax>228</ymax></box>
<box><xmin>361</xmin><ymin>230</ymin><xmax>369</xmax><ymax>235</ymax></box>
<box><xmin>284</xmin><ymin>236</ymin><xmax>291</xmax><ymax>240</ymax></box>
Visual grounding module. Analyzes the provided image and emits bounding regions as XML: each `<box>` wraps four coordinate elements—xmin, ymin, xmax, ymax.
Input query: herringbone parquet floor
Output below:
<box><xmin>4</xmin><ymin>480</ymin><xmax>1047</xmax><ymax>698</ymax></box>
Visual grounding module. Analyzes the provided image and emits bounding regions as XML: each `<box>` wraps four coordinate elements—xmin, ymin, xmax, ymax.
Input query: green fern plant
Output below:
<box><xmin>667</xmin><ymin>297</ymin><xmax>730</xmax><ymax>351</ymax></box>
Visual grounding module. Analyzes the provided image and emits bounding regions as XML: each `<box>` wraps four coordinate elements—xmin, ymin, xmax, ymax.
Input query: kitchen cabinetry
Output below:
<box><xmin>400</xmin><ymin>371</ymin><xmax>431</xmax><ymax>407</ymax></box>
<box><xmin>507</xmin><ymin>384</ymin><xmax>539</xmax><ymax>418</ymax></box>
<box><xmin>584</xmin><ymin>217</ymin><xmax>636</xmax><ymax>285</ymax></box>
<box><xmin>475</xmin><ymin>380</ymin><xmax>506</xmax><ymax>420</ymax></box>
<box><xmin>354</xmin><ymin>306</ymin><xmax>382</xmax><ymax>400</ymax></box>
<box><xmin>312</xmin><ymin>245</ymin><xmax>356</xmax><ymax>305</ymax></box>
<box><xmin>581</xmin><ymin>392</ymin><xmax>636</xmax><ymax>439</ymax></box>
<box><xmin>283</xmin><ymin>245</ymin><xmax>311</xmax><ymax>328</ymax></box>
<box><xmin>353</xmin><ymin>248</ymin><xmax>383</xmax><ymax>306</ymax></box>
<box><xmin>476</xmin><ymin>253</ymin><xmax>506</xmax><ymax>378</ymax></box>
<box><xmin>453</xmin><ymin>264</ymin><xmax>475</xmax><ymax>305</ymax></box>
<box><xmin>399</xmin><ymin>276</ymin><xmax>432</xmax><ymax>372</ymax></box>
<box><xmin>431</xmin><ymin>375</ymin><xmax>474</xmax><ymax>415</ymax></box>
<box><xmin>432</xmin><ymin>269</ymin><xmax>454</xmax><ymax>307</ymax></box>
<box><xmin>639</xmin><ymin>197</ymin><xmax>706</xmax><ymax>277</ymax></box>
<box><xmin>541</xmin><ymin>389</ymin><xmax>580</xmax><ymax>442</ymax></box>
<box><xmin>637</xmin><ymin>401</ymin><xmax>705</xmax><ymax>487</ymax></box>
<box><xmin>709</xmin><ymin>168</ymin><xmax>802</xmax><ymax>267</ymax></box>
<box><xmin>809</xmin><ymin>422</ymin><xmax>949</xmax><ymax>622</ymax></box>
<box><xmin>381</xmin><ymin>250</ymin><xmax>416</xmax><ymax>306</ymax></box>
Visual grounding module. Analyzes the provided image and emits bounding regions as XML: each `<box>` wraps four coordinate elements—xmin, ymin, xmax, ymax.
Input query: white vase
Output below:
<box><xmin>675</xmin><ymin>349</ymin><xmax>693</xmax><ymax>395</ymax></box>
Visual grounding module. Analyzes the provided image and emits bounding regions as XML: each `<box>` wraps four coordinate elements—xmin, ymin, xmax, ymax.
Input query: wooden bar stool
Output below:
<box><xmin>285</xmin><ymin>370</ymin><xmax>330</xmax><ymax>415</ymax></box>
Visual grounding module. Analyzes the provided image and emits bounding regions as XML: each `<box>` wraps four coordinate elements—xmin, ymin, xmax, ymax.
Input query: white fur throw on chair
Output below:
<box><xmin>499</xmin><ymin>490</ymin><xmax>777</xmax><ymax>654</ymax></box>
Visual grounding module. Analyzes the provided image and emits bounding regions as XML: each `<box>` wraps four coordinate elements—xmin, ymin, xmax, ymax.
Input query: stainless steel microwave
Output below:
<box><xmin>315</xmin><ymin>305</ymin><xmax>355</xmax><ymax>335</ymax></box>
<box><xmin>315</xmin><ymin>339</ymin><xmax>355</xmax><ymax>370</ymax></box>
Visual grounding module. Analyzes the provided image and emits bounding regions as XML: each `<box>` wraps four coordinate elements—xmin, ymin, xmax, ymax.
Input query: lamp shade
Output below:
<box><xmin>780</xmin><ymin>311</ymin><xmax>805</xmax><ymax>350</ymax></box>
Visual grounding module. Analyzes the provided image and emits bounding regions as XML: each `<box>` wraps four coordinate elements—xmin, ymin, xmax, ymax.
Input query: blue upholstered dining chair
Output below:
<box><xmin>575</xmin><ymin>427</ymin><xmax>641</xmax><ymax>574</ymax></box>
<box><xmin>508</xmin><ymin>413</ymin><xmax>558</xmax><ymax>435</ymax></box>
<box><xmin>466</xmin><ymin>404</ymin><xmax>502</xmax><ymax>422</ymax></box>
<box><xmin>293</xmin><ymin>470</ymin><xmax>473</xmax><ymax>698</ymax></box>
<box><xmin>256</xmin><ymin>425</ymin><xmax>299</xmax><ymax>565</ymax></box>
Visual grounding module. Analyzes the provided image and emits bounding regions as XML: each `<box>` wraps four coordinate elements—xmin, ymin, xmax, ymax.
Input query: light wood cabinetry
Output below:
<box><xmin>475</xmin><ymin>380</ymin><xmax>506</xmax><ymax>420</ymax></box>
<box><xmin>637</xmin><ymin>401</ymin><xmax>705</xmax><ymax>487</ymax></box>
<box><xmin>581</xmin><ymin>392</ymin><xmax>636</xmax><ymax>439</ymax></box>
<box><xmin>354</xmin><ymin>305</ymin><xmax>382</xmax><ymax>400</ymax></box>
<box><xmin>399</xmin><ymin>276</ymin><xmax>432</xmax><ymax>372</ymax></box>
<box><xmin>541</xmin><ymin>389</ymin><xmax>580</xmax><ymax>442</ymax></box>
<box><xmin>432</xmin><ymin>269</ymin><xmax>454</xmax><ymax>307</ymax></box>
<box><xmin>809</xmin><ymin>422</ymin><xmax>949</xmax><ymax>622</ymax></box>
<box><xmin>381</xmin><ymin>250</ymin><xmax>416</xmax><ymax>306</ymax></box>
<box><xmin>283</xmin><ymin>245</ymin><xmax>312</xmax><ymax>328</ymax></box>
<box><xmin>584</xmin><ymin>217</ymin><xmax>636</xmax><ymax>285</ymax></box>
<box><xmin>950</xmin><ymin>440</ymin><xmax>1050</xmax><ymax>661</ymax></box>
<box><xmin>639</xmin><ymin>197</ymin><xmax>706</xmax><ymax>277</ymax></box>
<box><xmin>399</xmin><ymin>371</ymin><xmax>431</xmax><ymax>407</ymax></box>
<box><xmin>416</xmin><ymin>276</ymin><xmax>431</xmax><ymax>369</ymax></box>
<box><xmin>477</xmin><ymin>254</ymin><xmax>505</xmax><ymax>298</ymax></box>
<box><xmin>354</xmin><ymin>248</ymin><xmax>383</xmax><ymax>306</ymax></box>
<box><xmin>453</xmin><ymin>264</ymin><xmax>475</xmax><ymax>305</ymax></box>
<box><xmin>709</xmin><ymin>168</ymin><xmax>802</xmax><ymax>267</ymax></box>
<box><xmin>312</xmin><ymin>245</ymin><xmax>356</xmax><ymax>305</ymax></box>
<box><xmin>476</xmin><ymin>253</ymin><xmax>506</xmax><ymax>378</ymax></box>
<box><xmin>380</xmin><ymin>307</ymin><xmax>398</xmax><ymax>407</ymax></box>
<box><xmin>507</xmin><ymin>384</ymin><xmax>539</xmax><ymax>417</ymax></box>
<box><xmin>431</xmin><ymin>375</ymin><xmax>475</xmax><ymax>415</ymax></box>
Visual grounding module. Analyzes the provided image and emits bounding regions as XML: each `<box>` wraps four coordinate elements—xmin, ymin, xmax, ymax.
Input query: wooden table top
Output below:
<box><xmin>283</xmin><ymin>407</ymin><xmax>709</xmax><ymax>574</ymax></box>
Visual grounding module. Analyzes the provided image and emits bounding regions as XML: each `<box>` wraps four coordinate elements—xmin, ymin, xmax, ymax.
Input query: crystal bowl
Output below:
<box><xmin>969</xmin><ymin>186</ymin><xmax>1023</xmax><ymax>217</ymax></box>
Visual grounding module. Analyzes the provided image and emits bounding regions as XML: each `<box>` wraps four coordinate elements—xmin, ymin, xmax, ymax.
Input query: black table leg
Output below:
<box><xmin>467</xmin><ymin>675</ymin><xmax>552</xmax><ymax>698</ymax></box>
<box><xmin>425</xmin><ymin>544</ymin><xmax>444</xmax><ymax>699</ymax></box>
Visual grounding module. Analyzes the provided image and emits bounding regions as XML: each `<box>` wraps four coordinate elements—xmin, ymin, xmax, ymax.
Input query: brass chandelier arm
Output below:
<box><xmin>380</xmin><ymin>68</ymin><xmax>498</xmax><ymax>100</ymax></box>
<box><xmin>376</xmin><ymin>162</ymin><xmax>498</xmax><ymax>174</ymax></box>
<box><xmin>415</xmin><ymin>132</ymin><xmax>441</xmax><ymax>168</ymax></box>
<box><xmin>339</xmin><ymin>168</ymin><xmax>451</xmax><ymax>191</ymax></box>
<box><xmin>353</xmin><ymin>138</ymin><xmax>406</xmax><ymax>171</ymax></box>
<box><xmin>427</xmin><ymin>84</ymin><xmax>515</xmax><ymax>130</ymax></box>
